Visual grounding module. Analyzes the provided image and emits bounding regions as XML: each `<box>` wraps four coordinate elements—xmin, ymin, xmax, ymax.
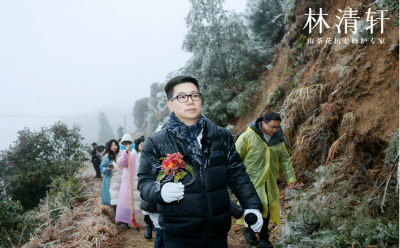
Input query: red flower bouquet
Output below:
<box><xmin>156</xmin><ymin>152</ymin><xmax>195</xmax><ymax>190</ymax></box>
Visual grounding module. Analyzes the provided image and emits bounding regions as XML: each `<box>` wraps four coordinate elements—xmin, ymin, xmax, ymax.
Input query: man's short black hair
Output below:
<box><xmin>92</xmin><ymin>142</ymin><xmax>97</xmax><ymax>146</ymax></box>
<box><xmin>263</xmin><ymin>112</ymin><xmax>282</xmax><ymax>123</ymax></box>
<box><xmin>164</xmin><ymin>76</ymin><xmax>200</xmax><ymax>100</ymax></box>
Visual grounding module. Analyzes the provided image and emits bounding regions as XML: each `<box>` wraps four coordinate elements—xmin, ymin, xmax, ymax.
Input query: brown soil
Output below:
<box><xmin>234</xmin><ymin>0</ymin><xmax>399</xmax><ymax>192</ymax></box>
<box><xmin>234</xmin><ymin>0</ymin><xmax>399</xmax><ymax>137</ymax></box>
<box><xmin>81</xmin><ymin>168</ymin><xmax>155</xmax><ymax>248</ymax></box>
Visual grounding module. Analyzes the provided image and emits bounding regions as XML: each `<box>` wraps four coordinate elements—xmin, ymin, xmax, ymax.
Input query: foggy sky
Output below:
<box><xmin>0</xmin><ymin>1</ymin><xmax>246</xmax><ymax>151</ymax></box>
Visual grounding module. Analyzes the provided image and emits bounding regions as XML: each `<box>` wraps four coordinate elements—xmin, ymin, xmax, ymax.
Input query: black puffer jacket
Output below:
<box><xmin>138</xmin><ymin>117</ymin><xmax>262</xmax><ymax>237</ymax></box>
<box><xmin>139</xmin><ymin>199</ymin><xmax>157</xmax><ymax>213</ymax></box>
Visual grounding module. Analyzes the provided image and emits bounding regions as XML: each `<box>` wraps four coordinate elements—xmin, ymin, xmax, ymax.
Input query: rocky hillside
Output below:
<box><xmin>234</xmin><ymin>0</ymin><xmax>398</xmax><ymax>177</ymax></box>
<box><xmin>235</xmin><ymin>0</ymin><xmax>398</xmax><ymax>136</ymax></box>
<box><xmin>232</xmin><ymin>0</ymin><xmax>399</xmax><ymax>246</ymax></box>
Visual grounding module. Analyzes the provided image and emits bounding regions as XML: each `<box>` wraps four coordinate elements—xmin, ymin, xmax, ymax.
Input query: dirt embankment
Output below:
<box><xmin>233</xmin><ymin>0</ymin><xmax>398</xmax><ymax>243</ymax></box>
<box><xmin>235</xmin><ymin>0</ymin><xmax>399</xmax><ymax>137</ymax></box>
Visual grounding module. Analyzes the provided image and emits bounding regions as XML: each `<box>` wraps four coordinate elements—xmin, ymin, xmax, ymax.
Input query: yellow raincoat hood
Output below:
<box><xmin>235</xmin><ymin>117</ymin><xmax>296</xmax><ymax>225</ymax></box>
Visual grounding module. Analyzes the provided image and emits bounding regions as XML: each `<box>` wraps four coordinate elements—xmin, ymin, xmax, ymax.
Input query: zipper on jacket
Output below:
<box><xmin>174</xmin><ymin>125</ymin><xmax>223</xmax><ymax>236</ymax></box>
<box><xmin>201</xmin><ymin>154</ymin><xmax>211</xmax><ymax>236</ymax></box>
<box><xmin>175</xmin><ymin>134</ymin><xmax>209</xmax><ymax>235</ymax></box>
<box><xmin>200</xmin><ymin>130</ymin><xmax>222</xmax><ymax>236</ymax></box>
<box><xmin>199</xmin><ymin>130</ymin><xmax>222</xmax><ymax>236</ymax></box>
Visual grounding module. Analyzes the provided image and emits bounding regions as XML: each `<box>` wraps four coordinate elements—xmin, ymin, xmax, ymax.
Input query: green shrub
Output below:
<box><xmin>292</xmin><ymin>34</ymin><xmax>307</xmax><ymax>50</ymax></box>
<box><xmin>44</xmin><ymin>177</ymin><xmax>86</xmax><ymax>224</ymax></box>
<box><xmin>289</xmin><ymin>79</ymin><xmax>297</xmax><ymax>89</ymax></box>
<box><xmin>0</xmin><ymin>122</ymin><xmax>88</xmax><ymax>210</ymax></box>
<box><xmin>0</xmin><ymin>190</ymin><xmax>41</xmax><ymax>248</ymax></box>
<box><xmin>266</xmin><ymin>84</ymin><xmax>284</xmax><ymax>107</ymax></box>
<box><xmin>278</xmin><ymin>162</ymin><xmax>399</xmax><ymax>247</ymax></box>
<box><xmin>227</xmin><ymin>81</ymin><xmax>260</xmax><ymax>116</ymax></box>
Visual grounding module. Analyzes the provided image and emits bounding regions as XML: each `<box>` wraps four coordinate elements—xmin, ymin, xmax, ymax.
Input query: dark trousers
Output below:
<box><xmin>155</xmin><ymin>228</ymin><xmax>165</xmax><ymax>248</ymax></box>
<box><xmin>144</xmin><ymin>214</ymin><xmax>153</xmax><ymax>225</ymax></box>
<box><xmin>163</xmin><ymin>232</ymin><xmax>228</xmax><ymax>248</ymax></box>
<box><xmin>112</xmin><ymin>205</ymin><xmax>117</xmax><ymax>222</ymax></box>
<box><xmin>259</xmin><ymin>214</ymin><xmax>271</xmax><ymax>241</ymax></box>
<box><xmin>92</xmin><ymin>161</ymin><xmax>101</xmax><ymax>177</ymax></box>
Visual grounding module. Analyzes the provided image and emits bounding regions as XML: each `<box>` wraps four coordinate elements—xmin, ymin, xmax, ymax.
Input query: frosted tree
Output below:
<box><xmin>182</xmin><ymin>0</ymin><xmax>272</xmax><ymax>125</ymax></box>
<box><xmin>246</xmin><ymin>0</ymin><xmax>285</xmax><ymax>45</ymax></box>
<box><xmin>98</xmin><ymin>112</ymin><xmax>115</xmax><ymax>145</ymax></box>
<box><xmin>132</xmin><ymin>97</ymin><xmax>149</xmax><ymax>129</ymax></box>
<box><xmin>146</xmin><ymin>82</ymin><xmax>170</xmax><ymax>133</ymax></box>
<box><xmin>117</xmin><ymin>125</ymin><xmax>124</xmax><ymax>140</ymax></box>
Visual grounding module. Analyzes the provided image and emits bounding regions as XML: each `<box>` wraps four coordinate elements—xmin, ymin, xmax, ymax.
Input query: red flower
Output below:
<box><xmin>157</xmin><ymin>152</ymin><xmax>195</xmax><ymax>188</ymax></box>
<box><xmin>161</xmin><ymin>152</ymin><xmax>186</xmax><ymax>175</ymax></box>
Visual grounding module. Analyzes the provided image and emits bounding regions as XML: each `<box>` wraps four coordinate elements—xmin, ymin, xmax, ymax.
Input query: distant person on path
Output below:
<box><xmin>115</xmin><ymin>134</ymin><xmax>137</xmax><ymax>229</ymax></box>
<box><xmin>138</xmin><ymin>76</ymin><xmax>263</xmax><ymax>248</ymax></box>
<box><xmin>91</xmin><ymin>143</ymin><xmax>101</xmax><ymax>179</ymax></box>
<box><xmin>100</xmin><ymin>139</ymin><xmax>125</xmax><ymax>226</ymax></box>
<box><xmin>98</xmin><ymin>145</ymin><xmax>106</xmax><ymax>156</ymax></box>
<box><xmin>235</xmin><ymin>112</ymin><xmax>297</xmax><ymax>248</ymax></box>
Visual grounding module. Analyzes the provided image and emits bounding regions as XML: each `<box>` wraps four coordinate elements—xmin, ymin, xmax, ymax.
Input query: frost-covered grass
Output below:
<box><xmin>276</xmin><ymin>160</ymin><xmax>399</xmax><ymax>248</ymax></box>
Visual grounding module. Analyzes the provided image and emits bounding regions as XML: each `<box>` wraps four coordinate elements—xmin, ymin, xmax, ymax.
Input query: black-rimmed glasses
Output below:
<box><xmin>170</xmin><ymin>93</ymin><xmax>202</xmax><ymax>103</ymax></box>
<box><xmin>266</xmin><ymin>123</ymin><xmax>281</xmax><ymax>130</ymax></box>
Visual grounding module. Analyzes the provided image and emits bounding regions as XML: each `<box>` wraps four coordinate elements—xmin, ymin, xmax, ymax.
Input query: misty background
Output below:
<box><xmin>0</xmin><ymin>0</ymin><xmax>246</xmax><ymax>150</ymax></box>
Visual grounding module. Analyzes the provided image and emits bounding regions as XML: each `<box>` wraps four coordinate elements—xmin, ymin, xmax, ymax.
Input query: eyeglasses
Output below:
<box><xmin>121</xmin><ymin>142</ymin><xmax>132</xmax><ymax>145</ymax></box>
<box><xmin>170</xmin><ymin>93</ymin><xmax>202</xmax><ymax>103</ymax></box>
<box><xmin>266</xmin><ymin>123</ymin><xmax>281</xmax><ymax>130</ymax></box>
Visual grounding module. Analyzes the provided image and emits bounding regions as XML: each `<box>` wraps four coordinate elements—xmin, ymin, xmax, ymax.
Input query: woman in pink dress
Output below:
<box><xmin>115</xmin><ymin>133</ymin><xmax>137</xmax><ymax>229</ymax></box>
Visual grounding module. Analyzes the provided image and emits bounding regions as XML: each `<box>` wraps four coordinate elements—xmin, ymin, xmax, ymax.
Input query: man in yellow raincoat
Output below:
<box><xmin>235</xmin><ymin>112</ymin><xmax>296</xmax><ymax>248</ymax></box>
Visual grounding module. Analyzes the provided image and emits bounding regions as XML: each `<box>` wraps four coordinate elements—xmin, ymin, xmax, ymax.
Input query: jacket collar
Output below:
<box><xmin>202</xmin><ymin>115</ymin><xmax>221</xmax><ymax>139</ymax></box>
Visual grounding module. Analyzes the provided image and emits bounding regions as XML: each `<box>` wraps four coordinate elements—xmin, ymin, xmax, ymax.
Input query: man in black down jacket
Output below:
<box><xmin>138</xmin><ymin>76</ymin><xmax>263</xmax><ymax>248</ymax></box>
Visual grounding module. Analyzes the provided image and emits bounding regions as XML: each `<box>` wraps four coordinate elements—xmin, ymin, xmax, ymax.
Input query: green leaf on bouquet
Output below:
<box><xmin>174</xmin><ymin>172</ymin><xmax>187</xmax><ymax>183</ymax></box>
<box><xmin>156</xmin><ymin>170</ymin><xmax>166</xmax><ymax>183</ymax></box>
<box><xmin>185</xmin><ymin>165</ymin><xmax>195</xmax><ymax>175</ymax></box>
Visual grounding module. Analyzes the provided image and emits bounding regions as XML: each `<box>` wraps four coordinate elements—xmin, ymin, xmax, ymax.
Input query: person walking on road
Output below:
<box><xmin>138</xmin><ymin>76</ymin><xmax>264</xmax><ymax>248</ymax></box>
<box><xmin>235</xmin><ymin>112</ymin><xmax>297</xmax><ymax>248</ymax></box>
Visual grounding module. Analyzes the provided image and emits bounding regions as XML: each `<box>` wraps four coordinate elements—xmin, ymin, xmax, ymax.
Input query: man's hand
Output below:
<box><xmin>289</xmin><ymin>182</ymin><xmax>296</xmax><ymax>189</ymax></box>
<box><xmin>244</xmin><ymin>209</ymin><xmax>263</xmax><ymax>233</ymax></box>
<box><xmin>126</xmin><ymin>144</ymin><xmax>131</xmax><ymax>152</ymax></box>
<box><xmin>161</xmin><ymin>182</ymin><xmax>184</xmax><ymax>203</ymax></box>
